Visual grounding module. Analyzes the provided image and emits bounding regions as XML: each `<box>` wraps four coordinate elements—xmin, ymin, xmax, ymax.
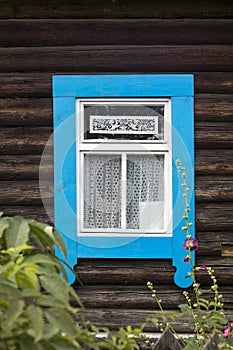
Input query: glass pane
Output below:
<box><xmin>126</xmin><ymin>155</ymin><xmax>164</xmax><ymax>230</ymax></box>
<box><xmin>83</xmin><ymin>154</ymin><xmax>121</xmax><ymax>229</ymax></box>
<box><xmin>84</xmin><ymin>104</ymin><xmax>164</xmax><ymax>141</ymax></box>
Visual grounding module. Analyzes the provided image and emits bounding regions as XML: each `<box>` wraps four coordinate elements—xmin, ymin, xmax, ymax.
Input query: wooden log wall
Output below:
<box><xmin>0</xmin><ymin>0</ymin><xmax>233</xmax><ymax>334</ymax></box>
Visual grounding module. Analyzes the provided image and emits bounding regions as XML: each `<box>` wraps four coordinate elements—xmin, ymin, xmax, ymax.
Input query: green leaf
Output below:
<box><xmin>19</xmin><ymin>337</ymin><xmax>43</xmax><ymax>350</ymax></box>
<box><xmin>53</xmin><ymin>229</ymin><xmax>67</xmax><ymax>259</ymax></box>
<box><xmin>28</xmin><ymin>221</ymin><xmax>67</xmax><ymax>259</ymax></box>
<box><xmin>39</xmin><ymin>274</ymin><xmax>69</xmax><ymax>302</ymax></box>
<box><xmin>68</xmin><ymin>285</ymin><xmax>83</xmax><ymax>308</ymax></box>
<box><xmin>20</xmin><ymin>289</ymin><xmax>42</xmax><ymax>298</ymax></box>
<box><xmin>27</xmin><ymin>305</ymin><xmax>44</xmax><ymax>342</ymax></box>
<box><xmin>198</xmin><ymin>300</ymin><xmax>209</xmax><ymax>310</ymax></box>
<box><xmin>37</xmin><ymin>343</ymin><xmax>56</xmax><ymax>350</ymax></box>
<box><xmin>49</xmin><ymin>336</ymin><xmax>81</xmax><ymax>350</ymax></box>
<box><xmin>41</xmin><ymin>323</ymin><xmax>59</xmax><ymax>340</ymax></box>
<box><xmin>16</xmin><ymin>268</ymin><xmax>40</xmax><ymax>291</ymax></box>
<box><xmin>0</xmin><ymin>218</ymin><xmax>9</xmax><ymax>238</ymax></box>
<box><xmin>199</xmin><ymin>298</ymin><xmax>209</xmax><ymax>305</ymax></box>
<box><xmin>44</xmin><ymin>308</ymin><xmax>78</xmax><ymax>336</ymax></box>
<box><xmin>37</xmin><ymin>295</ymin><xmax>71</xmax><ymax>309</ymax></box>
<box><xmin>4</xmin><ymin>299</ymin><xmax>24</xmax><ymax>333</ymax></box>
<box><xmin>24</xmin><ymin>253</ymin><xmax>61</xmax><ymax>267</ymax></box>
<box><xmin>0</xmin><ymin>278</ymin><xmax>21</xmax><ymax>297</ymax></box>
<box><xmin>24</xmin><ymin>254</ymin><xmax>68</xmax><ymax>281</ymax></box>
<box><xmin>29</xmin><ymin>223</ymin><xmax>54</xmax><ymax>252</ymax></box>
<box><xmin>5</xmin><ymin>216</ymin><xmax>30</xmax><ymax>248</ymax></box>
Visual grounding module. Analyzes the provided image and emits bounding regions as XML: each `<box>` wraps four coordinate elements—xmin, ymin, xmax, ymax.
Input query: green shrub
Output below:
<box><xmin>0</xmin><ymin>214</ymin><xmax>141</xmax><ymax>350</ymax></box>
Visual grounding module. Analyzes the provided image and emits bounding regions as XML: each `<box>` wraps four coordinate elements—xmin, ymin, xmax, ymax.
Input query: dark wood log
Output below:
<box><xmin>0</xmin><ymin>203</ymin><xmax>231</xmax><ymax>234</ymax></box>
<box><xmin>197</xmin><ymin>256</ymin><xmax>233</xmax><ymax>267</ymax></box>
<box><xmin>0</xmin><ymin>73</ymin><xmax>52</xmax><ymax>98</ymax></box>
<box><xmin>75</xmin><ymin>308</ymin><xmax>233</xmax><ymax>332</ymax></box>
<box><xmin>0</xmin><ymin>0</ymin><xmax>232</xmax><ymax>19</ymax></box>
<box><xmin>221</xmin><ymin>244</ymin><xmax>233</xmax><ymax>257</ymax></box>
<box><xmin>195</xmin><ymin>94</ymin><xmax>233</xmax><ymax>122</ymax></box>
<box><xmin>75</xmin><ymin>259</ymin><xmax>175</xmax><ymax>285</ymax></box>
<box><xmin>1</xmin><ymin>19</ymin><xmax>233</xmax><ymax>47</ymax></box>
<box><xmin>0</xmin><ymin>94</ymin><xmax>233</xmax><ymax>126</ymax></box>
<box><xmin>194</xmin><ymin>73</ymin><xmax>233</xmax><ymax>94</ymax></box>
<box><xmin>74</xmin><ymin>284</ymin><xmax>233</xmax><ymax>310</ymax></box>
<box><xmin>195</xmin><ymin>150</ymin><xmax>233</xmax><ymax>175</ymax></box>
<box><xmin>0</xmin><ymin>181</ymin><xmax>53</xmax><ymax>206</ymax></box>
<box><xmin>0</xmin><ymin>73</ymin><xmax>232</xmax><ymax>98</ymax></box>
<box><xmin>1</xmin><ymin>94</ymin><xmax>232</xmax><ymax>127</ymax></box>
<box><xmin>195</xmin><ymin>176</ymin><xmax>233</xmax><ymax>202</ymax></box>
<box><xmin>196</xmin><ymin>231</ymin><xmax>233</xmax><ymax>256</ymax></box>
<box><xmin>0</xmin><ymin>46</ymin><xmax>232</xmax><ymax>73</ymax></box>
<box><xmin>0</xmin><ymin>206</ymin><xmax>53</xmax><ymax>224</ymax></box>
<box><xmin>0</xmin><ymin>157</ymin><xmax>39</xmax><ymax>181</ymax></box>
<box><xmin>5</xmin><ymin>97</ymin><xmax>233</xmax><ymax>129</ymax></box>
<box><xmin>78</xmin><ymin>308</ymin><xmax>189</xmax><ymax>332</ymax></box>
<box><xmin>1</xmin><ymin>175</ymin><xmax>232</xmax><ymax>206</ymax></box>
<box><xmin>75</xmin><ymin>258</ymin><xmax>233</xmax><ymax>286</ymax></box>
<box><xmin>0</xmin><ymin>177</ymin><xmax>233</xmax><ymax>217</ymax></box>
<box><xmin>195</xmin><ymin>122</ymin><xmax>233</xmax><ymax>149</ymax></box>
<box><xmin>0</xmin><ymin>121</ymin><xmax>232</xmax><ymax>154</ymax></box>
<box><xmin>196</xmin><ymin>203</ymin><xmax>233</xmax><ymax>231</ymax></box>
<box><xmin>0</xmin><ymin>150</ymin><xmax>233</xmax><ymax>181</ymax></box>
<box><xmin>75</xmin><ymin>285</ymin><xmax>180</xmax><ymax>310</ymax></box>
<box><xmin>0</xmin><ymin>155</ymin><xmax>53</xmax><ymax>181</ymax></box>
<box><xmin>0</xmin><ymin>127</ymin><xmax>52</xmax><ymax>155</ymax></box>
<box><xmin>0</xmin><ymin>98</ymin><xmax>52</xmax><ymax>126</ymax></box>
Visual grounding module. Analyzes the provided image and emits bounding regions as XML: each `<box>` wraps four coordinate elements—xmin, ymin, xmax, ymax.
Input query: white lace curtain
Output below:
<box><xmin>83</xmin><ymin>154</ymin><xmax>164</xmax><ymax>230</ymax></box>
<box><xmin>127</xmin><ymin>155</ymin><xmax>164</xmax><ymax>229</ymax></box>
<box><xmin>84</xmin><ymin>154</ymin><xmax>122</xmax><ymax>228</ymax></box>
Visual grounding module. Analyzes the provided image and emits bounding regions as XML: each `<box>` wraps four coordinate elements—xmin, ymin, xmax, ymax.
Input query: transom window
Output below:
<box><xmin>77</xmin><ymin>99</ymin><xmax>172</xmax><ymax>235</ymax></box>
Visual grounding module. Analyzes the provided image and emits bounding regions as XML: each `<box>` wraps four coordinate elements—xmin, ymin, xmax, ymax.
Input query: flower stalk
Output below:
<box><xmin>147</xmin><ymin>160</ymin><xmax>231</xmax><ymax>349</ymax></box>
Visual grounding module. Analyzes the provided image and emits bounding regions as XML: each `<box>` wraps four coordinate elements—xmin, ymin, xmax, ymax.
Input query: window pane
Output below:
<box><xmin>84</xmin><ymin>104</ymin><xmax>164</xmax><ymax>141</ymax></box>
<box><xmin>126</xmin><ymin>155</ymin><xmax>164</xmax><ymax>230</ymax></box>
<box><xmin>83</xmin><ymin>154</ymin><xmax>121</xmax><ymax>229</ymax></box>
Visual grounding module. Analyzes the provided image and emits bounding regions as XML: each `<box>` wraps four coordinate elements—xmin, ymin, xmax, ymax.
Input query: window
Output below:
<box><xmin>53</xmin><ymin>74</ymin><xmax>194</xmax><ymax>287</ymax></box>
<box><xmin>77</xmin><ymin>99</ymin><xmax>171</xmax><ymax>235</ymax></box>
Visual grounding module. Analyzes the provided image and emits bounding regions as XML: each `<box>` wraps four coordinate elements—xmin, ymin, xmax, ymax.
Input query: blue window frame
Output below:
<box><xmin>53</xmin><ymin>74</ymin><xmax>194</xmax><ymax>288</ymax></box>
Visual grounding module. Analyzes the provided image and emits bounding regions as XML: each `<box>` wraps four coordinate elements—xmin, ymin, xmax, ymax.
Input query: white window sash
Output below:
<box><xmin>76</xmin><ymin>98</ymin><xmax>172</xmax><ymax>236</ymax></box>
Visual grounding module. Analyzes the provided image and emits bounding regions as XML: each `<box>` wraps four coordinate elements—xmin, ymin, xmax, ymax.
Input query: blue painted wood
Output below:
<box><xmin>53</xmin><ymin>74</ymin><xmax>194</xmax><ymax>98</ymax></box>
<box><xmin>53</xmin><ymin>96</ymin><xmax>77</xmax><ymax>284</ymax></box>
<box><xmin>52</xmin><ymin>74</ymin><xmax>194</xmax><ymax>287</ymax></box>
<box><xmin>171</xmin><ymin>96</ymin><xmax>195</xmax><ymax>288</ymax></box>
<box><xmin>77</xmin><ymin>236</ymin><xmax>173</xmax><ymax>259</ymax></box>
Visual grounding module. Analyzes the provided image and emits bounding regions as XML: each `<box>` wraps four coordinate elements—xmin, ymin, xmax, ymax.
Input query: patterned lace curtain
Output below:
<box><xmin>84</xmin><ymin>154</ymin><xmax>164</xmax><ymax>230</ymax></box>
<box><xmin>127</xmin><ymin>155</ymin><xmax>164</xmax><ymax>230</ymax></box>
<box><xmin>84</xmin><ymin>154</ymin><xmax>121</xmax><ymax>228</ymax></box>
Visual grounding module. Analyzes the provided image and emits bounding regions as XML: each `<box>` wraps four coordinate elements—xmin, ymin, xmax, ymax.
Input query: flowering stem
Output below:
<box><xmin>176</xmin><ymin>160</ymin><xmax>207</xmax><ymax>340</ymax></box>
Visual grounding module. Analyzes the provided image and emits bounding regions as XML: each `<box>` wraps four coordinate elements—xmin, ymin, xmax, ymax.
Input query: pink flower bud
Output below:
<box><xmin>222</xmin><ymin>326</ymin><xmax>231</xmax><ymax>338</ymax></box>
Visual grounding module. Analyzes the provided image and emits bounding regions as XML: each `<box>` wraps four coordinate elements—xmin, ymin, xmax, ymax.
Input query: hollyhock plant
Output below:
<box><xmin>183</xmin><ymin>238</ymin><xmax>199</xmax><ymax>251</ymax></box>
<box><xmin>147</xmin><ymin>160</ymin><xmax>232</xmax><ymax>350</ymax></box>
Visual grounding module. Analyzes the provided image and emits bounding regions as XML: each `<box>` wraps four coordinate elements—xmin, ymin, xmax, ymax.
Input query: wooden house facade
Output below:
<box><xmin>0</xmin><ymin>0</ymin><xmax>233</xmax><ymax>334</ymax></box>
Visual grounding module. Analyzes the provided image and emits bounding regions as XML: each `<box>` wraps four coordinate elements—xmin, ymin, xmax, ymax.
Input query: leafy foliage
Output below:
<box><xmin>0</xmin><ymin>214</ymin><xmax>141</xmax><ymax>350</ymax></box>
